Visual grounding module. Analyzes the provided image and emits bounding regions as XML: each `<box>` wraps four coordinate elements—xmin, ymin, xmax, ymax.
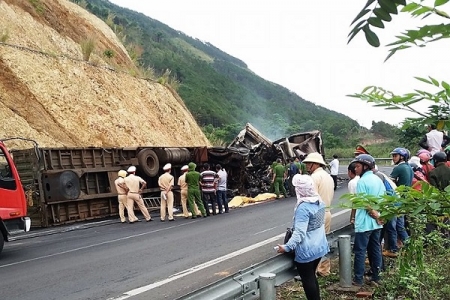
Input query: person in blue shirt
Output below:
<box><xmin>352</xmin><ymin>154</ymin><xmax>385</xmax><ymax>286</ymax></box>
<box><xmin>276</xmin><ymin>174</ymin><xmax>329</xmax><ymax>300</ymax></box>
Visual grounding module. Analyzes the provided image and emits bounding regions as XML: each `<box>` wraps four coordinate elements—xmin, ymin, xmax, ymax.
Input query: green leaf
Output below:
<box><xmin>363</xmin><ymin>24</ymin><xmax>381</xmax><ymax>47</ymax></box>
<box><xmin>401</xmin><ymin>3</ymin><xmax>419</xmax><ymax>12</ymax></box>
<box><xmin>435</xmin><ymin>0</ymin><xmax>450</xmax><ymax>7</ymax></box>
<box><xmin>367</xmin><ymin>17</ymin><xmax>385</xmax><ymax>28</ymax></box>
<box><xmin>415</xmin><ymin>77</ymin><xmax>433</xmax><ymax>84</ymax></box>
<box><xmin>374</xmin><ymin>7</ymin><xmax>393</xmax><ymax>21</ymax></box>
<box><xmin>351</xmin><ymin>9</ymin><xmax>371</xmax><ymax>25</ymax></box>
<box><xmin>378</xmin><ymin>0</ymin><xmax>398</xmax><ymax>14</ymax></box>
<box><xmin>404</xmin><ymin>98</ymin><xmax>423</xmax><ymax>106</ymax></box>
<box><xmin>430</xmin><ymin>76</ymin><xmax>440</xmax><ymax>86</ymax></box>
<box><xmin>393</xmin><ymin>0</ymin><xmax>406</xmax><ymax>5</ymax></box>
<box><xmin>442</xmin><ymin>81</ymin><xmax>450</xmax><ymax>89</ymax></box>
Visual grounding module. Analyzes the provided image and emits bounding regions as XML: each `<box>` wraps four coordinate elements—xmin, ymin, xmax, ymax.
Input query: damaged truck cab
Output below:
<box><xmin>0</xmin><ymin>141</ymin><xmax>31</xmax><ymax>254</ymax></box>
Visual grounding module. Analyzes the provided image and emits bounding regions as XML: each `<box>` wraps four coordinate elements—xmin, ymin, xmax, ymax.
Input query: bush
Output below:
<box><xmin>80</xmin><ymin>38</ymin><xmax>95</xmax><ymax>61</ymax></box>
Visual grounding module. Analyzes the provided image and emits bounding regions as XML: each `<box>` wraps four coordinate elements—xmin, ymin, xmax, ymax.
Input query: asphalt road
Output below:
<box><xmin>0</xmin><ymin>165</ymin><xmax>393</xmax><ymax>300</ymax></box>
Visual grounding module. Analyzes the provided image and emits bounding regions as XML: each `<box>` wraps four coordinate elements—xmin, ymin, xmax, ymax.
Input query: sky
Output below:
<box><xmin>108</xmin><ymin>0</ymin><xmax>450</xmax><ymax>128</ymax></box>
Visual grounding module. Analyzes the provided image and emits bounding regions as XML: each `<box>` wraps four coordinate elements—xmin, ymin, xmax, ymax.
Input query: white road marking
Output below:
<box><xmin>107</xmin><ymin>210</ymin><xmax>350</xmax><ymax>299</ymax></box>
<box><xmin>106</xmin><ymin>234</ymin><xmax>284</xmax><ymax>300</ymax></box>
<box><xmin>253</xmin><ymin>226</ymin><xmax>277</xmax><ymax>235</ymax></box>
<box><xmin>0</xmin><ymin>222</ymin><xmax>193</xmax><ymax>269</ymax></box>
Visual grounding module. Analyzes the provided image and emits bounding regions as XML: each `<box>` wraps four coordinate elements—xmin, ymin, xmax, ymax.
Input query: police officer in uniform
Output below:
<box><xmin>125</xmin><ymin>166</ymin><xmax>152</xmax><ymax>222</ymax></box>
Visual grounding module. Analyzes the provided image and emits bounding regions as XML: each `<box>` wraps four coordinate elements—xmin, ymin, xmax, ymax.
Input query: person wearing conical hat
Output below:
<box><xmin>159</xmin><ymin>163</ymin><xmax>175</xmax><ymax>221</ymax></box>
<box><xmin>302</xmin><ymin>152</ymin><xmax>334</xmax><ymax>277</ymax></box>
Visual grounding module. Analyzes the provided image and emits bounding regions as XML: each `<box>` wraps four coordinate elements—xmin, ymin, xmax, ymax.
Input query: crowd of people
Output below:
<box><xmin>275</xmin><ymin>123</ymin><xmax>450</xmax><ymax>300</ymax></box>
<box><xmin>114</xmin><ymin>162</ymin><xmax>228</xmax><ymax>223</ymax></box>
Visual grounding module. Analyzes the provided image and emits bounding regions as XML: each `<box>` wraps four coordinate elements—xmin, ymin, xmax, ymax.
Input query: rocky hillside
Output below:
<box><xmin>0</xmin><ymin>0</ymin><xmax>210</xmax><ymax>149</ymax></box>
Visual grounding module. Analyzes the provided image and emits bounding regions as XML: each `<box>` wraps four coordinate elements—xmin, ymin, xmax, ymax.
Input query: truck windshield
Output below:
<box><xmin>0</xmin><ymin>148</ymin><xmax>16</xmax><ymax>190</ymax></box>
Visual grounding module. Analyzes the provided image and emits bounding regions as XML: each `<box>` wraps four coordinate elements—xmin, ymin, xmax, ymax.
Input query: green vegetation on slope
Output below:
<box><xmin>71</xmin><ymin>0</ymin><xmax>370</xmax><ymax>147</ymax></box>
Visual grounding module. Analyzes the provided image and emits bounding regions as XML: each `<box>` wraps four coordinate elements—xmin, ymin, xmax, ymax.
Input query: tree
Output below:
<box><xmin>348</xmin><ymin>0</ymin><xmax>450</xmax><ymax>131</ymax></box>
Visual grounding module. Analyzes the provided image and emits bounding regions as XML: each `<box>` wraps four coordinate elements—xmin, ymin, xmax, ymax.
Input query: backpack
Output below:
<box><xmin>378</xmin><ymin>172</ymin><xmax>397</xmax><ymax>196</ymax></box>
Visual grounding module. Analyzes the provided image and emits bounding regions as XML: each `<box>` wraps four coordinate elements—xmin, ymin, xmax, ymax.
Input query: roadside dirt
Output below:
<box><xmin>0</xmin><ymin>0</ymin><xmax>210</xmax><ymax>149</ymax></box>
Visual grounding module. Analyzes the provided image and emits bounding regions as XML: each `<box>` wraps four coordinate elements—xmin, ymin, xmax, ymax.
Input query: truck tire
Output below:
<box><xmin>0</xmin><ymin>233</ymin><xmax>4</xmax><ymax>255</ymax></box>
<box><xmin>137</xmin><ymin>149</ymin><xmax>159</xmax><ymax>177</ymax></box>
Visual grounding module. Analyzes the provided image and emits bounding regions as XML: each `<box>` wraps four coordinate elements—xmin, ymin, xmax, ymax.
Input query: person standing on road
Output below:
<box><xmin>178</xmin><ymin>165</ymin><xmax>191</xmax><ymax>219</ymax></box>
<box><xmin>272</xmin><ymin>158</ymin><xmax>287</xmax><ymax>199</ymax></box>
<box><xmin>125</xmin><ymin>166</ymin><xmax>152</xmax><ymax>222</ymax></box>
<box><xmin>114</xmin><ymin>170</ymin><xmax>130</xmax><ymax>223</ymax></box>
<box><xmin>302</xmin><ymin>152</ymin><xmax>334</xmax><ymax>277</ymax></box>
<box><xmin>158</xmin><ymin>163</ymin><xmax>174</xmax><ymax>222</ymax></box>
<box><xmin>387</xmin><ymin>148</ymin><xmax>412</xmax><ymax>256</ymax></box>
<box><xmin>329</xmin><ymin>154</ymin><xmax>339</xmax><ymax>191</ymax></box>
<box><xmin>215</xmin><ymin>164</ymin><xmax>229</xmax><ymax>214</ymax></box>
<box><xmin>276</xmin><ymin>174</ymin><xmax>329</xmax><ymax>300</ymax></box>
<box><xmin>351</xmin><ymin>154</ymin><xmax>384</xmax><ymax>286</ymax></box>
<box><xmin>294</xmin><ymin>156</ymin><xmax>307</xmax><ymax>175</ymax></box>
<box><xmin>201</xmin><ymin>163</ymin><xmax>219</xmax><ymax>215</ymax></box>
<box><xmin>186</xmin><ymin>162</ymin><xmax>207</xmax><ymax>219</ymax></box>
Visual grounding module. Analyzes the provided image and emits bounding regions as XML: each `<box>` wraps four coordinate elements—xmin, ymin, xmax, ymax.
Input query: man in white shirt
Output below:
<box><xmin>418</xmin><ymin>124</ymin><xmax>449</xmax><ymax>155</ymax></box>
<box><xmin>329</xmin><ymin>154</ymin><xmax>339</xmax><ymax>191</ymax></box>
<box><xmin>347</xmin><ymin>162</ymin><xmax>360</xmax><ymax>225</ymax></box>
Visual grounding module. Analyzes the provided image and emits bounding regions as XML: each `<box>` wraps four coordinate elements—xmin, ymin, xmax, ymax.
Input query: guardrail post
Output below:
<box><xmin>259</xmin><ymin>272</ymin><xmax>276</xmax><ymax>300</ymax></box>
<box><xmin>338</xmin><ymin>235</ymin><xmax>352</xmax><ymax>287</ymax></box>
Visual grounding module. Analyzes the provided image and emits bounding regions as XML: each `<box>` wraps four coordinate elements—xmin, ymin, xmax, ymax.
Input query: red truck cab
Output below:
<box><xmin>0</xmin><ymin>141</ymin><xmax>31</xmax><ymax>254</ymax></box>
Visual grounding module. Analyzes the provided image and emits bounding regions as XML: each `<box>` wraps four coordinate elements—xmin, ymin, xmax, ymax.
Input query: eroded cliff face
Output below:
<box><xmin>0</xmin><ymin>0</ymin><xmax>210</xmax><ymax>149</ymax></box>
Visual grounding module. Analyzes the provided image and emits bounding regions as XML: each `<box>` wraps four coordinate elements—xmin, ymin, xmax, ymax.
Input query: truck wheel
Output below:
<box><xmin>137</xmin><ymin>149</ymin><xmax>159</xmax><ymax>177</ymax></box>
<box><xmin>0</xmin><ymin>233</ymin><xmax>4</xmax><ymax>255</ymax></box>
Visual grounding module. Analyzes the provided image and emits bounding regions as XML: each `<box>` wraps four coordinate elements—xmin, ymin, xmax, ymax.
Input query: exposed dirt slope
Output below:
<box><xmin>0</xmin><ymin>0</ymin><xmax>210</xmax><ymax>149</ymax></box>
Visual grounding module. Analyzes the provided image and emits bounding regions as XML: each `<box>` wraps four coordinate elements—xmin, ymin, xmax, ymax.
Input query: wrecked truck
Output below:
<box><xmin>5</xmin><ymin>124</ymin><xmax>322</xmax><ymax>227</ymax></box>
<box><xmin>207</xmin><ymin>123</ymin><xmax>324</xmax><ymax>197</ymax></box>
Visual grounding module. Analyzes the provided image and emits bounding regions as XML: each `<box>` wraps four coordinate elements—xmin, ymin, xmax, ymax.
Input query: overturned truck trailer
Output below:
<box><xmin>11</xmin><ymin>146</ymin><xmax>208</xmax><ymax>227</ymax></box>
<box><xmin>8</xmin><ymin>125</ymin><xmax>322</xmax><ymax>227</ymax></box>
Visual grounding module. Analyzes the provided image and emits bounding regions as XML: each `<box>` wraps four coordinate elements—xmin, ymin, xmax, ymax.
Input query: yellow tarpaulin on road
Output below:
<box><xmin>228</xmin><ymin>193</ymin><xmax>277</xmax><ymax>207</ymax></box>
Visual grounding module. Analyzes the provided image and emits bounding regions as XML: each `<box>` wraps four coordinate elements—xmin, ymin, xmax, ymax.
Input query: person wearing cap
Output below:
<box><xmin>178</xmin><ymin>165</ymin><xmax>198</xmax><ymax>218</ymax></box>
<box><xmin>302</xmin><ymin>152</ymin><xmax>334</xmax><ymax>277</ymax></box>
<box><xmin>158</xmin><ymin>163</ymin><xmax>175</xmax><ymax>221</ymax></box>
<box><xmin>272</xmin><ymin>158</ymin><xmax>287</xmax><ymax>199</ymax></box>
<box><xmin>351</xmin><ymin>154</ymin><xmax>384</xmax><ymax>286</ymax></box>
<box><xmin>114</xmin><ymin>170</ymin><xmax>130</xmax><ymax>223</ymax></box>
<box><xmin>185</xmin><ymin>162</ymin><xmax>207</xmax><ymax>218</ymax></box>
<box><xmin>124</xmin><ymin>166</ymin><xmax>152</xmax><ymax>222</ymax></box>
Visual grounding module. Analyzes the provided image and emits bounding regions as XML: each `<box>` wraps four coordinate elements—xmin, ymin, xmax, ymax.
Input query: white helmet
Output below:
<box><xmin>302</xmin><ymin>152</ymin><xmax>326</xmax><ymax>166</ymax></box>
<box><xmin>118</xmin><ymin>170</ymin><xmax>127</xmax><ymax>178</ymax></box>
<box><xmin>127</xmin><ymin>166</ymin><xmax>136</xmax><ymax>173</ymax></box>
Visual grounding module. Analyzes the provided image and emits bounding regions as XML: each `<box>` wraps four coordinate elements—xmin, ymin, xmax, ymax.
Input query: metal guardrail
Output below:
<box><xmin>330</xmin><ymin>157</ymin><xmax>393</xmax><ymax>166</ymax></box>
<box><xmin>176</xmin><ymin>224</ymin><xmax>354</xmax><ymax>300</ymax></box>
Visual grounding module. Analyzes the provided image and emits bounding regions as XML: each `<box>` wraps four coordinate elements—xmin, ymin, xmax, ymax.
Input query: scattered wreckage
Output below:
<box><xmin>208</xmin><ymin>123</ymin><xmax>324</xmax><ymax>197</ymax></box>
<box><xmin>4</xmin><ymin>124</ymin><xmax>323</xmax><ymax>227</ymax></box>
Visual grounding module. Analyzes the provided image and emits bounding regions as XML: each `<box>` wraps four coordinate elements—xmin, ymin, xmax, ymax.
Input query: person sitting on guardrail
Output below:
<box><xmin>275</xmin><ymin>174</ymin><xmax>328</xmax><ymax>300</ymax></box>
<box><xmin>351</xmin><ymin>154</ymin><xmax>384</xmax><ymax>286</ymax></box>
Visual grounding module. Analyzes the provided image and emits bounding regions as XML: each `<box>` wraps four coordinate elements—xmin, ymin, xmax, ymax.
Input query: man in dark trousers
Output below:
<box><xmin>200</xmin><ymin>163</ymin><xmax>219</xmax><ymax>215</ymax></box>
<box><xmin>185</xmin><ymin>162</ymin><xmax>207</xmax><ymax>219</ymax></box>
